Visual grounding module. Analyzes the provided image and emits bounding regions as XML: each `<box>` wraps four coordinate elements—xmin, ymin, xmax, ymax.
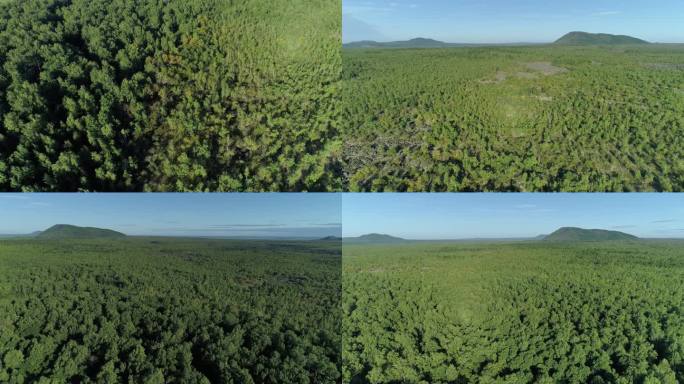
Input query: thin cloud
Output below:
<box><xmin>343</xmin><ymin>13</ymin><xmax>387</xmax><ymax>42</ymax></box>
<box><xmin>345</xmin><ymin>1</ymin><xmax>418</xmax><ymax>15</ymax></box>
<box><xmin>136</xmin><ymin>223</ymin><xmax>341</xmax><ymax>235</ymax></box>
<box><xmin>478</xmin><ymin>207</ymin><xmax>555</xmax><ymax>214</ymax></box>
<box><xmin>591</xmin><ymin>11</ymin><xmax>621</xmax><ymax>16</ymax></box>
<box><xmin>164</xmin><ymin>228</ymin><xmax>286</xmax><ymax>233</ymax></box>
<box><xmin>344</xmin><ymin>4</ymin><xmax>392</xmax><ymax>16</ymax></box>
<box><xmin>0</xmin><ymin>195</ymin><xmax>31</xmax><ymax>200</ymax></box>
<box><xmin>144</xmin><ymin>226</ymin><xmax>340</xmax><ymax>236</ymax></box>
<box><xmin>207</xmin><ymin>224</ymin><xmax>286</xmax><ymax>228</ymax></box>
<box><xmin>652</xmin><ymin>219</ymin><xmax>677</xmax><ymax>224</ymax></box>
<box><xmin>654</xmin><ymin>229</ymin><xmax>684</xmax><ymax>233</ymax></box>
<box><xmin>28</xmin><ymin>202</ymin><xmax>52</xmax><ymax>207</ymax></box>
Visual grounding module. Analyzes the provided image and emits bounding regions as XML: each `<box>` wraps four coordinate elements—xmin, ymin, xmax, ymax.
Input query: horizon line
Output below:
<box><xmin>343</xmin><ymin>227</ymin><xmax>684</xmax><ymax>240</ymax></box>
<box><xmin>0</xmin><ymin>233</ymin><xmax>341</xmax><ymax>240</ymax></box>
<box><xmin>342</xmin><ymin>31</ymin><xmax>684</xmax><ymax>46</ymax></box>
<box><xmin>344</xmin><ymin>235</ymin><xmax>684</xmax><ymax>241</ymax></box>
<box><xmin>342</xmin><ymin>39</ymin><xmax>684</xmax><ymax>45</ymax></box>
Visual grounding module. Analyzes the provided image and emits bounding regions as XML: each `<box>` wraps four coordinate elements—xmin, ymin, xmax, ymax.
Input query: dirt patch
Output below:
<box><xmin>495</xmin><ymin>71</ymin><xmax>507</xmax><ymax>82</ymax></box>
<box><xmin>481</xmin><ymin>63</ymin><xmax>567</xmax><ymax>84</ymax></box>
<box><xmin>510</xmin><ymin>129</ymin><xmax>528</xmax><ymax>138</ymax></box>
<box><xmin>515</xmin><ymin>72</ymin><xmax>538</xmax><ymax>79</ymax></box>
<box><xmin>533</xmin><ymin>94</ymin><xmax>553</xmax><ymax>102</ymax></box>
<box><xmin>524</xmin><ymin>61</ymin><xmax>568</xmax><ymax>76</ymax></box>
<box><xmin>479</xmin><ymin>70</ymin><xmax>508</xmax><ymax>84</ymax></box>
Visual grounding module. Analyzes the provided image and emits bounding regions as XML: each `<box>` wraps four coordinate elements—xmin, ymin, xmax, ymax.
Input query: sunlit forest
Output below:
<box><xmin>342</xmin><ymin>45</ymin><xmax>684</xmax><ymax>191</ymax></box>
<box><xmin>343</xmin><ymin>241</ymin><xmax>684</xmax><ymax>383</ymax></box>
<box><xmin>0</xmin><ymin>0</ymin><xmax>341</xmax><ymax>191</ymax></box>
<box><xmin>0</xmin><ymin>238</ymin><xmax>341</xmax><ymax>383</ymax></box>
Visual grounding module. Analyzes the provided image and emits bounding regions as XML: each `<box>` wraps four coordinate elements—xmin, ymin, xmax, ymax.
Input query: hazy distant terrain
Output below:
<box><xmin>344</xmin><ymin>38</ymin><xmax>481</xmax><ymax>49</ymax></box>
<box><xmin>343</xmin><ymin>233</ymin><xmax>406</xmax><ymax>244</ymax></box>
<box><xmin>344</xmin><ymin>32</ymin><xmax>649</xmax><ymax>49</ymax></box>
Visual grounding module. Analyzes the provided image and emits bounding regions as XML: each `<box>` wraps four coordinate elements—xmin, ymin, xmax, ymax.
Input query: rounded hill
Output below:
<box><xmin>544</xmin><ymin>227</ymin><xmax>638</xmax><ymax>242</ymax></box>
<box><xmin>37</xmin><ymin>225</ymin><xmax>126</xmax><ymax>239</ymax></box>
<box><xmin>555</xmin><ymin>31</ymin><xmax>649</xmax><ymax>45</ymax></box>
<box><xmin>344</xmin><ymin>233</ymin><xmax>406</xmax><ymax>244</ymax></box>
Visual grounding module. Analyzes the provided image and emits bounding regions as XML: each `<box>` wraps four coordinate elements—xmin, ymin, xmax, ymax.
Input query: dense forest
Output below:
<box><xmin>344</xmin><ymin>241</ymin><xmax>684</xmax><ymax>383</ymax></box>
<box><xmin>0</xmin><ymin>238</ymin><xmax>341</xmax><ymax>383</ymax></box>
<box><xmin>0</xmin><ymin>0</ymin><xmax>341</xmax><ymax>191</ymax></box>
<box><xmin>342</xmin><ymin>45</ymin><xmax>684</xmax><ymax>191</ymax></box>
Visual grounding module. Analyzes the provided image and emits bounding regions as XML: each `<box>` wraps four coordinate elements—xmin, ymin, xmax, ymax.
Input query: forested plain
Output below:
<box><xmin>0</xmin><ymin>238</ymin><xmax>341</xmax><ymax>383</ymax></box>
<box><xmin>343</xmin><ymin>241</ymin><xmax>684</xmax><ymax>383</ymax></box>
<box><xmin>0</xmin><ymin>0</ymin><xmax>341</xmax><ymax>191</ymax></box>
<box><xmin>342</xmin><ymin>45</ymin><xmax>684</xmax><ymax>191</ymax></box>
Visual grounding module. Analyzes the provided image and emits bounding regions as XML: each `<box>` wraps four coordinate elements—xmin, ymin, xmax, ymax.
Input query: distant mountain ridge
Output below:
<box><xmin>345</xmin><ymin>32</ymin><xmax>650</xmax><ymax>49</ymax></box>
<box><xmin>319</xmin><ymin>236</ymin><xmax>342</xmax><ymax>241</ymax></box>
<box><xmin>555</xmin><ymin>31</ymin><xmax>649</xmax><ymax>45</ymax></box>
<box><xmin>343</xmin><ymin>37</ymin><xmax>543</xmax><ymax>49</ymax></box>
<box><xmin>344</xmin><ymin>233</ymin><xmax>406</xmax><ymax>244</ymax></box>
<box><xmin>544</xmin><ymin>227</ymin><xmax>638</xmax><ymax>242</ymax></box>
<box><xmin>341</xmin><ymin>229</ymin><xmax>641</xmax><ymax>243</ymax></box>
<box><xmin>344</xmin><ymin>37</ymin><xmax>454</xmax><ymax>49</ymax></box>
<box><xmin>38</xmin><ymin>224</ymin><xmax>126</xmax><ymax>239</ymax></box>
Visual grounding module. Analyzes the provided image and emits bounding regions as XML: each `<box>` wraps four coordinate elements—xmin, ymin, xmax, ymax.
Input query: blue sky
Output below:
<box><xmin>0</xmin><ymin>194</ymin><xmax>341</xmax><ymax>238</ymax></box>
<box><xmin>343</xmin><ymin>194</ymin><xmax>684</xmax><ymax>239</ymax></box>
<box><xmin>343</xmin><ymin>0</ymin><xmax>684</xmax><ymax>43</ymax></box>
